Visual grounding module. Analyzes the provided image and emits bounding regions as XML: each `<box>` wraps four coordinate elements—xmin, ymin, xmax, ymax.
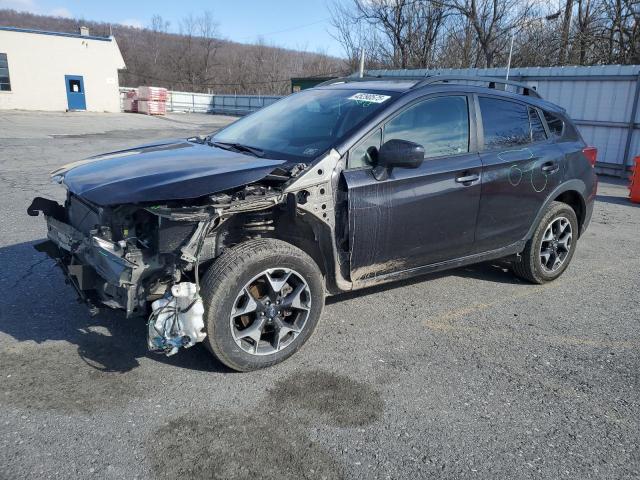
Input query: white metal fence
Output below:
<box><xmin>120</xmin><ymin>88</ymin><xmax>281</xmax><ymax>116</ymax></box>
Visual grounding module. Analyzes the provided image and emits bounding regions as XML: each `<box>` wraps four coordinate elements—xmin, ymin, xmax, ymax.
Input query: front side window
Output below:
<box><xmin>0</xmin><ymin>53</ymin><xmax>11</xmax><ymax>92</ymax></box>
<box><xmin>212</xmin><ymin>88</ymin><xmax>398</xmax><ymax>161</ymax></box>
<box><xmin>479</xmin><ymin>97</ymin><xmax>531</xmax><ymax>149</ymax></box>
<box><xmin>384</xmin><ymin>96</ymin><xmax>469</xmax><ymax>158</ymax></box>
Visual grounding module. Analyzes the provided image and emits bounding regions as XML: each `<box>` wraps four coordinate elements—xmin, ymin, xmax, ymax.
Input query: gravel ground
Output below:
<box><xmin>0</xmin><ymin>111</ymin><xmax>638</xmax><ymax>480</ymax></box>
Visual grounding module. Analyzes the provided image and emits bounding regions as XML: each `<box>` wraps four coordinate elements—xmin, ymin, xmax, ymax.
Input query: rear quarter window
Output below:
<box><xmin>543</xmin><ymin>111</ymin><xmax>564</xmax><ymax>137</ymax></box>
<box><xmin>529</xmin><ymin>108</ymin><xmax>547</xmax><ymax>142</ymax></box>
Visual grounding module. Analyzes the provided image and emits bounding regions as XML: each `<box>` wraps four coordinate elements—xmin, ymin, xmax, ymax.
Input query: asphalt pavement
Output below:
<box><xmin>0</xmin><ymin>111</ymin><xmax>638</xmax><ymax>480</ymax></box>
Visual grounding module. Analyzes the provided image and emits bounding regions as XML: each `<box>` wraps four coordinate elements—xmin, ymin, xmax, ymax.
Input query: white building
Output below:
<box><xmin>0</xmin><ymin>26</ymin><xmax>126</xmax><ymax>112</ymax></box>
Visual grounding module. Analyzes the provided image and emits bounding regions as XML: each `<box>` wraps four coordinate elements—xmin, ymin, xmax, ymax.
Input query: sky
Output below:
<box><xmin>0</xmin><ymin>0</ymin><xmax>346</xmax><ymax>57</ymax></box>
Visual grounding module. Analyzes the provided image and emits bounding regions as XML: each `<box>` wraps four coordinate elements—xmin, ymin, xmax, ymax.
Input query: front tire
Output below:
<box><xmin>200</xmin><ymin>238</ymin><xmax>325</xmax><ymax>372</ymax></box>
<box><xmin>511</xmin><ymin>201</ymin><xmax>579</xmax><ymax>284</ymax></box>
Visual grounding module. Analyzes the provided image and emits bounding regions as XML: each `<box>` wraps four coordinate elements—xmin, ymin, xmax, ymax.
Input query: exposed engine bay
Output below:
<box><xmin>27</xmin><ymin>144</ymin><xmax>348</xmax><ymax>357</ymax></box>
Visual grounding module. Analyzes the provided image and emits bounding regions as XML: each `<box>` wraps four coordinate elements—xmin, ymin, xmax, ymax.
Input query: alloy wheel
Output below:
<box><xmin>229</xmin><ymin>268</ymin><xmax>311</xmax><ymax>355</ymax></box>
<box><xmin>539</xmin><ymin>216</ymin><xmax>572</xmax><ymax>273</ymax></box>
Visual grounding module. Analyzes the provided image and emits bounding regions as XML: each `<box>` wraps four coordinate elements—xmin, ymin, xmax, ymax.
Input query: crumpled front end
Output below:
<box><xmin>26</xmin><ymin>142</ymin><xmax>336</xmax><ymax>357</ymax></box>
<box><xmin>28</xmin><ymin>192</ymin><xmax>219</xmax><ymax>355</ymax></box>
<box><xmin>27</xmin><ymin>173</ymin><xmax>290</xmax><ymax>355</ymax></box>
<box><xmin>40</xmin><ymin>214</ymin><xmax>148</xmax><ymax>315</ymax></box>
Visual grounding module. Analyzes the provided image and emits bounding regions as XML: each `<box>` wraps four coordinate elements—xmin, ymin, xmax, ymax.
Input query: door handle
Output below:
<box><xmin>455</xmin><ymin>173</ymin><xmax>480</xmax><ymax>184</ymax></box>
<box><xmin>541</xmin><ymin>161</ymin><xmax>559</xmax><ymax>173</ymax></box>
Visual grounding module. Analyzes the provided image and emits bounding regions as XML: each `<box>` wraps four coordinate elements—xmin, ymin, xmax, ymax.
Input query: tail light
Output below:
<box><xmin>583</xmin><ymin>146</ymin><xmax>597</xmax><ymax>167</ymax></box>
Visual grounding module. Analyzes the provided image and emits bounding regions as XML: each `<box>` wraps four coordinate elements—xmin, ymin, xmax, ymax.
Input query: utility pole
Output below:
<box><xmin>559</xmin><ymin>0</ymin><xmax>574</xmax><ymax>65</ymax></box>
<box><xmin>506</xmin><ymin>12</ymin><xmax>561</xmax><ymax>80</ymax></box>
<box><xmin>359</xmin><ymin>48</ymin><xmax>365</xmax><ymax>78</ymax></box>
<box><xmin>506</xmin><ymin>34</ymin><xmax>515</xmax><ymax>80</ymax></box>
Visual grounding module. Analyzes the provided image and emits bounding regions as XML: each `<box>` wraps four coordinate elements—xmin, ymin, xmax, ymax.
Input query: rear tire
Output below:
<box><xmin>200</xmin><ymin>238</ymin><xmax>324</xmax><ymax>372</ymax></box>
<box><xmin>511</xmin><ymin>201</ymin><xmax>579</xmax><ymax>284</ymax></box>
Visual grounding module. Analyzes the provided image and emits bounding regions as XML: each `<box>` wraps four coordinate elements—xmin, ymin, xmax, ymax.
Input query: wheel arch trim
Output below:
<box><xmin>524</xmin><ymin>180</ymin><xmax>588</xmax><ymax>241</ymax></box>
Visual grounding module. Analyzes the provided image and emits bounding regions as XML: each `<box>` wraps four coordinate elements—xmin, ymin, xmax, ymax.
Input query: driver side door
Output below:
<box><xmin>341</xmin><ymin>94</ymin><xmax>482</xmax><ymax>283</ymax></box>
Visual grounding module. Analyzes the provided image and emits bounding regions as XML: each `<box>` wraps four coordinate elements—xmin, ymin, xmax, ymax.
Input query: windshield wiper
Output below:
<box><xmin>210</xmin><ymin>141</ymin><xmax>265</xmax><ymax>158</ymax></box>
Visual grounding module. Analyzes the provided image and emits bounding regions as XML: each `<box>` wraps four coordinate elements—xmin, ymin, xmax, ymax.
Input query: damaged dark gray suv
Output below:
<box><xmin>28</xmin><ymin>75</ymin><xmax>598</xmax><ymax>371</ymax></box>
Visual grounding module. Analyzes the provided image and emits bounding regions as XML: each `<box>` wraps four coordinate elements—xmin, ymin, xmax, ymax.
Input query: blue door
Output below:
<box><xmin>65</xmin><ymin>75</ymin><xmax>86</xmax><ymax>110</ymax></box>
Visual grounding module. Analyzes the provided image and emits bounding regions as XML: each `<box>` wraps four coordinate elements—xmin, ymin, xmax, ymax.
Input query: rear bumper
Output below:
<box><xmin>581</xmin><ymin>173</ymin><xmax>598</xmax><ymax>235</ymax></box>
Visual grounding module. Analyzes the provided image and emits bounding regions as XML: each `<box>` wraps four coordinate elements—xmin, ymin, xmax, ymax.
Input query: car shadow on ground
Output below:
<box><xmin>1</xmin><ymin>240</ymin><xmax>520</xmax><ymax>372</ymax></box>
<box><xmin>0</xmin><ymin>240</ymin><xmax>233</xmax><ymax>374</ymax></box>
<box><xmin>596</xmin><ymin>194</ymin><xmax>639</xmax><ymax>207</ymax></box>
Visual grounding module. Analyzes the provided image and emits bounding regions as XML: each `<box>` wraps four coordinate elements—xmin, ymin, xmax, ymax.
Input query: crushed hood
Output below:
<box><xmin>53</xmin><ymin>140</ymin><xmax>286</xmax><ymax>206</ymax></box>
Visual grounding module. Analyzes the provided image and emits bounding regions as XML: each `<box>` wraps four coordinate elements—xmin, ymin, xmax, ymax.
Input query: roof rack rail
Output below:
<box><xmin>315</xmin><ymin>75</ymin><xmax>426</xmax><ymax>87</ymax></box>
<box><xmin>411</xmin><ymin>75</ymin><xmax>541</xmax><ymax>98</ymax></box>
<box><xmin>316</xmin><ymin>74</ymin><xmax>541</xmax><ymax>99</ymax></box>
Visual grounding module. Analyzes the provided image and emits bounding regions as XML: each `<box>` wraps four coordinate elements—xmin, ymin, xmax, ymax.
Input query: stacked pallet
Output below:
<box><xmin>123</xmin><ymin>89</ymin><xmax>138</xmax><ymax>113</ymax></box>
<box><xmin>137</xmin><ymin>100</ymin><xmax>167</xmax><ymax>115</ymax></box>
<box><xmin>137</xmin><ymin>86</ymin><xmax>168</xmax><ymax>115</ymax></box>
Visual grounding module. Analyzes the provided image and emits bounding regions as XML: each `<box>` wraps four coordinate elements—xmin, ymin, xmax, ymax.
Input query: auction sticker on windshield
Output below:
<box><xmin>348</xmin><ymin>93</ymin><xmax>391</xmax><ymax>104</ymax></box>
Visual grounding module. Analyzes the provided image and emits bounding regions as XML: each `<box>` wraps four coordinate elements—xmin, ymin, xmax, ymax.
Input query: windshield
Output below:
<box><xmin>211</xmin><ymin>88</ymin><xmax>399</xmax><ymax>161</ymax></box>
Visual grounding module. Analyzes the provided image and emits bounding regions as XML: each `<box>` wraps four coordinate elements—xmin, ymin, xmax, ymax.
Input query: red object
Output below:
<box><xmin>582</xmin><ymin>146</ymin><xmax>598</xmax><ymax>167</ymax></box>
<box><xmin>133</xmin><ymin>86</ymin><xmax>167</xmax><ymax>115</ymax></box>
<box><xmin>123</xmin><ymin>89</ymin><xmax>139</xmax><ymax>113</ymax></box>
<box><xmin>123</xmin><ymin>98</ymin><xmax>138</xmax><ymax>113</ymax></box>
<box><xmin>630</xmin><ymin>156</ymin><xmax>640</xmax><ymax>204</ymax></box>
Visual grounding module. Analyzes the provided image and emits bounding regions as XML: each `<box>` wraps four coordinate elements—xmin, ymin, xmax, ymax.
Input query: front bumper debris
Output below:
<box><xmin>36</xmin><ymin>213</ymin><xmax>150</xmax><ymax>317</ymax></box>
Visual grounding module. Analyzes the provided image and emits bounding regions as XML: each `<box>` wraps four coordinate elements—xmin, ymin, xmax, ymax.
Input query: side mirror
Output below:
<box><xmin>373</xmin><ymin>139</ymin><xmax>425</xmax><ymax>181</ymax></box>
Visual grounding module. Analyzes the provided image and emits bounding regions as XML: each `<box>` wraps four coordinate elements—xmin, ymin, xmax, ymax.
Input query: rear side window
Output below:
<box><xmin>529</xmin><ymin>108</ymin><xmax>547</xmax><ymax>141</ymax></box>
<box><xmin>543</xmin><ymin>111</ymin><xmax>564</xmax><ymax>137</ymax></box>
<box><xmin>479</xmin><ymin>97</ymin><xmax>531</xmax><ymax>149</ymax></box>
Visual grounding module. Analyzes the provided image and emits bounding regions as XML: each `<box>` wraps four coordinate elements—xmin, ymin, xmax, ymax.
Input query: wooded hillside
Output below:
<box><xmin>0</xmin><ymin>9</ymin><xmax>346</xmax><ymax>95</ymax></box>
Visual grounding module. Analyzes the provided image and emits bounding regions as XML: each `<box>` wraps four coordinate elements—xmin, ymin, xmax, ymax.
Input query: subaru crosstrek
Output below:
<box><xmin>28</xmin><ymin>75</ymin><xmax>598</xmax><ymax>371</ymax></box>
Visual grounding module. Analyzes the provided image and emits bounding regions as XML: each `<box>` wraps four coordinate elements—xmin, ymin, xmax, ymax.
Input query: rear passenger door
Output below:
<box><xmin>473</xmin><ymin>95</ymin><xmax>563</xmax><ymax>253</ymax></box>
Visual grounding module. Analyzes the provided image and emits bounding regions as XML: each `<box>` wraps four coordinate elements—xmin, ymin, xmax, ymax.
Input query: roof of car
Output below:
<box><xmin>317</xmin><ymin>76</ymin><xmax>564</xmax><ymax>113</ymax></box>
<box><xmin>317</xmin><ymin>80</ymin><xmax>418</xmax><ymax>92</ymax></box>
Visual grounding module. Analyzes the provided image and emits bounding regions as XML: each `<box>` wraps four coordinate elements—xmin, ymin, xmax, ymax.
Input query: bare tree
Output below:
<box><xmin>330</xmin><ymin>0</ymin><xmax>450</xmax><ymax>69</ymax></box>
<box><xmin>572</xmin><ymin>0</ymin><xmax>596</xmax><ymax>64</ymax></box>
<box><xmin>329</xmin><ymin>1</ymin><xmax>386</xmax><ymax>70</ymax></box>
<box><xmin>408</xmin><ymin>0</ymin><xmax>450</xmax><ymax>66</ymax></box>
<box><xmin>602</xmin><ymin>0</ymin><xmax>640</xmax><ymax>64</ymax></box>
<box><xmin>442</xmin><ymin>0</ymin><xmax>535</xmax><ymax>68</ymax></box>
<box><xmin>558</xmin><ymin>0</ymin><xmax>575</xmax><ymax>64</ymax></box>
